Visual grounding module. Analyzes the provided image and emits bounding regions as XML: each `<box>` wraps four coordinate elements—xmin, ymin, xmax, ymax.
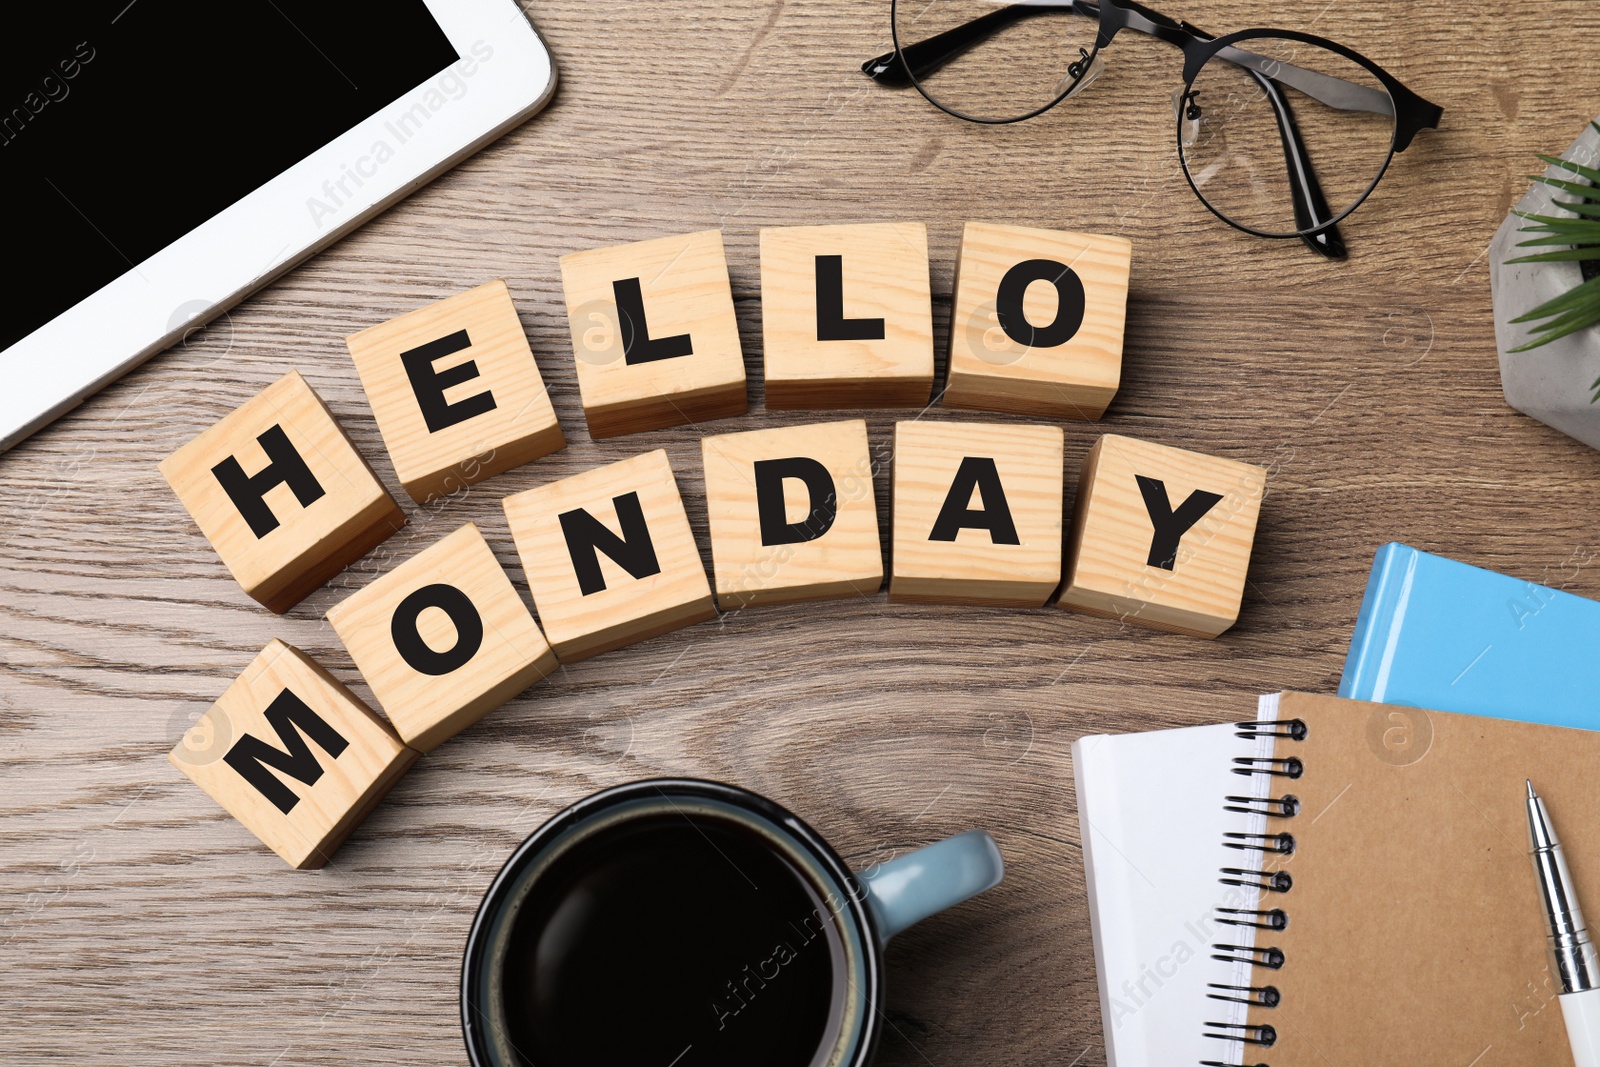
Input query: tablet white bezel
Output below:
<box><xmin>0</xmin><ymin>0</ymin><xmax>556</xmax><ymax>453</ymax></box>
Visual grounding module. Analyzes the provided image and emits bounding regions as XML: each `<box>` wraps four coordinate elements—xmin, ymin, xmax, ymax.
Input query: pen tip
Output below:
<box><xmin>1528</xmin><ymin>778</ymin><xmax>1538</xmax><ymax>798</ymax></box>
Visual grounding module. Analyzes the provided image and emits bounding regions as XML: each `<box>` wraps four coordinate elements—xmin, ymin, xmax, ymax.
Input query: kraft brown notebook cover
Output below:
<box><xmin>1233</xmin><ymin>691</ymin><xmax>1600</xmax><ymax>1067</ymax></box>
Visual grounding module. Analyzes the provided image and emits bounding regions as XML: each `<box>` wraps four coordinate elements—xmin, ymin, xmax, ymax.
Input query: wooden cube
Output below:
<box><xmin>1060</xmin><ymin>434</ymin><xmax>1266</xmax><ymax>637</ymax></box>
<box><xmin>159</xmin><ymin>371</ymin><xmax>405</xmax><ymax>613</ymax></box>
<box><xmin>702</xmin><ymin>420</ymin><xmax>883</xmax><ymax>609</ymax></box>
<box><xmin>346</xmin><ymin>280</ymin><xmax>565</xmax><ymax>504</ymax></box>
<box><xmin>558</xmin><ymin>229</ymin><xmax>748</xmax><ymax>437</ymax></box>
<box><xmin>759</xmin><ymin>223</ymin><xmax>934</xmax><ymax>408</ymax></box>
<box><xmin>889</xmin><ymin>420</ymin><xmax>1064</xmax><ymax>607</ymax></box>
<box><xmin>326</xmin><ymin>523</ymin><xmax>556</xmax><ymax>752</ymax></box>
<box><xmin>943</xmin><ymin>222</ymin><xmax>1132</xmax><ymax>421</ymax></box>
<box><xmin>503</xmin><ymin>449</ymin><xmax>715</xmax><ymax>661</ymax></box>
<box><xmin>168</xmin><ymin>639</ymin><xmax>418</xmax><ymax>869</ymax></box>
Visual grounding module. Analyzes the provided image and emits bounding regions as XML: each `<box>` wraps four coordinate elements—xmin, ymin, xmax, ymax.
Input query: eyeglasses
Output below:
<box><xmin>862</xmin><ymin>0</ymin><xmax>1442</xmax><ymax>258</ymax></box>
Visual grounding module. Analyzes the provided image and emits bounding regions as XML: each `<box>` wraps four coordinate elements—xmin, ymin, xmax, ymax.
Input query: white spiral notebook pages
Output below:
<box><xmin>1072</xmin><ymin>713</ymin><xmax>1276</xmax><ymax>1067</ymax></box>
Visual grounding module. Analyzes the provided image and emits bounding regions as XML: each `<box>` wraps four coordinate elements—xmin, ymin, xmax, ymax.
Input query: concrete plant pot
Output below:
<box><xmin>1492</xmin><ymin>114</ymin><xmax>1600</xmax><ymax>450</ymax></box>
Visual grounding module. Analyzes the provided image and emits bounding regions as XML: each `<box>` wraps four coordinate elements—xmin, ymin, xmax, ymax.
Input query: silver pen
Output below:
<box><xmin>1527</xmin><ymin>779</ymin><xmax>1600</xmax><ymax>1067</ymax></box>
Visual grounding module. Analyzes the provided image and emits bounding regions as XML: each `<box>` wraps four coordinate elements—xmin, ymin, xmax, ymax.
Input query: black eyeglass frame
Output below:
<box><xmin>865</xmin><ymin>0</ymin><xmax>1443</xmax><ymax>256</ymax></box>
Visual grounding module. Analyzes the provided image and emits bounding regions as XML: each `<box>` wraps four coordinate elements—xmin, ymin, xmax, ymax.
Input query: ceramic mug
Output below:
<box><xmin>460</xmin><ymin>778</ymin><xmax>1004</xmax><ymax>1067</ymax></box>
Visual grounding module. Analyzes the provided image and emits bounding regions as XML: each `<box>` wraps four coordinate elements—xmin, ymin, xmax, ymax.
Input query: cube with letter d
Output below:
<box><xmin>169</xmin><ymin>640</ymin><xmax>418</xmax><ymax>869</ymax></box>
<box><xmin>702</xmin><ymin>419</ymin><xmax>883</xmax><ymax>609</ymax></box>
<box><xmin>503</xmin><ymin>450</ymin><xmax>715</xmax><ymax>661</ymax></box>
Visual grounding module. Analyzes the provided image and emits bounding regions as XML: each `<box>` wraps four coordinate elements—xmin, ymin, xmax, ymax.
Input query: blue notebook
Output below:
<box><xmin>1339</xmin><ymin>542</ymin><xmax>1600</xmax><ymax>728</ymax></box>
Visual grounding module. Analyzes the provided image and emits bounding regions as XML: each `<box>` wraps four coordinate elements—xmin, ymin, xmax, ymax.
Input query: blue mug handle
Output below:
<box><xmin>858</xmin><ymin>830</ymin><xmax>1005</xmax><ymax>942</ymax></box>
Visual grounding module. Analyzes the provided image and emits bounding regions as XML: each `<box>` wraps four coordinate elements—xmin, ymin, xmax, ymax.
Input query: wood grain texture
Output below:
<box><xmin>4</xmin><ymin>2</ymin><xmax>1600</xmax><ymax>1064</ymax></box>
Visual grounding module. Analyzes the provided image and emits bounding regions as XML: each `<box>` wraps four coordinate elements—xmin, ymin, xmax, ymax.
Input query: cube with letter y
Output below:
<box><xmin>558</xmin><ymin>229</ymin><xmax>748</xmax><ymax>437</ymax></box>
<box><xmin>168</xmin><ymin>639</ymin><xmax>419</xmax><ymax>869</ymax></box>
<box><xmin>159</xmin><ymin>370</ymin><xmax>406</xmax><ymax>613</ymax></box>
<box><xmin>943</xmin><ymin>222</ymin><xmax>1131</xmax><ymax>421</ymax></box>
<box><xmin>1059</xmin><ymin>434</ymin><xmax>1266</xmax><ymax>637</ymax></box>
<box><xmin>759</xmin><ymin>223</ymin><xmax>934</xmax><ymax>408</ymax></box>
<box><xmin>702</xmin><ymin>419</ymin><xmax>883</xmax><ymax>609</ymax></box>
<box><xmin>889</xmin><ymin>420</ymin><xmax>1065</xmax><ymax>607</ymax></box>
<box><xmin>345</xmin><ymin>280</ymin><xmax>565</xmax><ymax>503</ymax></box>
<box><xmin>503</xmin><ymin>449</ymin><xmax>716</xmax><ymax>662</ymax></box>
<box><xmin>326</xmin><ymin>523</ymin><xmax>557</xmax><ymax>752</ymax></box>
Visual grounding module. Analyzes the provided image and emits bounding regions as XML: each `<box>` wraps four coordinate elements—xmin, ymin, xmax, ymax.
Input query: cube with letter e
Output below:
<box><xmin>168</xmin><ymin>639</ymin><xmax>418</xmax><ymax>870</ymax></box>
<box><xmin>345</xmin><ymin>280</ymin><xmax>565</xmax><ymax>504</ymax></box>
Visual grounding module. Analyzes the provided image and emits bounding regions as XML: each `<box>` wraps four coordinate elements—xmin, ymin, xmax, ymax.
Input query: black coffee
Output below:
<box><xmin>489</xmin><ymin>809</ymin><xmax>849</xmax><ymax>1067</ymax></box>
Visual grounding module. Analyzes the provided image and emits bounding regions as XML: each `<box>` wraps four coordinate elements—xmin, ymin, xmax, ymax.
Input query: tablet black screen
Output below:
<box><xmin>3</xmin><ymin>2</ymin><xmax>459</xmax><ymax>352</ymax></box>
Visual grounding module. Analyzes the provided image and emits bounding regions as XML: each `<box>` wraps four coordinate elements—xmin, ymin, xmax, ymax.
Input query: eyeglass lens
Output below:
<box><xmin>1179</xmin><ymin>36</ymin><xmax>1398</xmax><ymax>237</ymax></box>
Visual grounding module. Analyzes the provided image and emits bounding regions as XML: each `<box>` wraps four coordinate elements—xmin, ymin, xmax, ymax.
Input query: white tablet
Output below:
<box><xmin>2</xmin><ymin>1</ymin><xmax>556</xmax><ymax>453</ymax></box>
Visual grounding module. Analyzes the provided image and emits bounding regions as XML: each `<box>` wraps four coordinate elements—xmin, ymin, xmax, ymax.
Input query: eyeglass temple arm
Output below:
<box><xmin>861</xmin><ymin>2</ymin><xmax>1096</xmax><ymax>86</ymax></box>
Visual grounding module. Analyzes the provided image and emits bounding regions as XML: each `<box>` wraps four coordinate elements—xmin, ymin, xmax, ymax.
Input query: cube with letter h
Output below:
<box><xmin>702</xmin><ymin>420</ymin><xmax>883</xmax><ymax>609</ymax></box>
<box><xmin>943</xmin><ymin>222</ymin><xmax>1132</xmax><ymax>422</ymax></box>
<box><xmin>327</xmin><ymin>523</ymin><xmax>557</xmax><ymax>752</ymax></box>
<box><xmin>759</xmin><ymin>223</ymin><xmax>934</xmax><ymax>408</ymax></box>
<box><xmin>345</xmin><ymin>279</ymin><xmax>565</xmax><ymax>503</ymax></box>
<box><xmin>558</xmin><ymin>230</ymin><xmax>748</xmax><ymax>438</ymax></box>
<box><xmin>1059</xmin><ymin>434</ymin><xmax>1266</xmax><ymax>637</ymax></box>
<box><xmin>159</xmin><ymin>371</ymin><xmax>406</xmax><ymax>613</ymax></box>
<box><xmin>890</xmin><ymin>420</ymin><xmax>1065</xmax><ymax>607</ymax></box>
<box><xmin>503</xmin><ymin>449</ymin><xmax>715</xmax><ymax>662</ymax></box>
<box><xmin>168</xmin><ymin>639</ymin><xmax>419</xmax><ymax>869</ymax></box>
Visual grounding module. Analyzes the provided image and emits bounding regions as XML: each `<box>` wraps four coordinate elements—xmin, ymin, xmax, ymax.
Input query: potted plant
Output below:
<box><xmin>1492</xmin><ymin>114</ymin><xmax>1600</xmax><ymax>449</ymax></box>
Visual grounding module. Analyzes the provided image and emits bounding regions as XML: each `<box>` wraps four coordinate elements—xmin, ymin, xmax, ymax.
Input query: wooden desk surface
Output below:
<box><xmin>6</xmin><ymin>2</ymin><xmax>1600</xmax><ymax>1063</ymax></box>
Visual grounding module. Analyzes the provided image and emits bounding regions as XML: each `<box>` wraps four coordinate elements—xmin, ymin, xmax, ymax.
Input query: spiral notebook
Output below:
<box><xmin>1074</xmin><ymin>691</ymin><xmax>1600</xmax><ymax>1067</ymax></box>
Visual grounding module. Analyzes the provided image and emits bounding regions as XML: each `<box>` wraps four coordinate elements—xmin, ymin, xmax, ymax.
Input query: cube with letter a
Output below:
<box><xmin>168</xmin><ymin>639</ymin><xmax>418</xmax><ymax>869</ymax></box>
<box><xmin>558</xmin><ymin>230</ymin><xmax>748</xmax><ymax>438</ymax></box>
<box><xmin>889</xmin><ymin>420</ymin><xmax>1064</xmax><ymax>607</ymax></box>
<box><xmin>943</xmin><ymin>222</ymin><xmax>1131</xmax><ymax>421</ymax></box>
<box><xmin>345</xmin><ymin>280</ymin><xmax>565</xmax><ymax>503</ymax></box>
<box><xmin>1059</xmin><ymin>434</ymin><xmax>1265</xmax><ymax>637</ymax></box>
<box><xmin>159</xmin><ymin>370</ymin><xmax>405</xmax><ymax>613</ymax></box>
<box><xmin>503</xmin><ymin>449</ymin><xmax>716</xmax><ymax>661</ymax></box>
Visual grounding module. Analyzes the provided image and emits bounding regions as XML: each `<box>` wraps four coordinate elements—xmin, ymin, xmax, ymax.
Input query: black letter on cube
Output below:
<box><xmin>1136</xmin><ymin>475</ymin><xmax>1223</xmax><ymax>570</ymax></box>
<box><xmin>223</xmin><ymin>688</ymin><xmax>350</xmax><ymax>815</ymax></box>
<box><xmin>995</xmin><ymin>259</ymin><xmax>1085</xmax><ymax>349</ymax></box>
<box><xmin>929</xmin><ymin>457</ymin><xmax>1021</xmax><ymax>545</ymax></box>
<box><xmin>211</xmin><ymin>424</ymin><xmax>326</xmax><ymax>538</ymax></box>
<box><xmin>754</xmin><ymin>457</ymin><xmax>838</xmax><ymax>546</ymax></box>
<box><xmin>560</xmin><ymin>492</ymin><xmax>663</xmax><ymax>595</ymax></box>
<box><xmin>390</xmin><ymin>583</ymin><xmax>486</xmax><ymax>675</ymax></box>
<box><xmin>401</xmin><ymin>329</ymin><xmax>498</xmax><ymax>433</ymax></box>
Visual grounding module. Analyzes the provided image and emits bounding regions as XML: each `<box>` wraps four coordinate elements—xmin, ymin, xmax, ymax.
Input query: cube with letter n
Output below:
<box><xmin>168</xmin><ymin>639</ymin><xmax>418</xmax><ymax>869</ymax></box>
<box><xmin>159</xmin><ymin>371</ymin><xmax>405</xmax><ymax>613</ymax></box>
<box><xmin>503</xmin><ymin>449</ymin><xmax>715</xmax><ymax>662</ymax></box>
<box><xmin>889</xmin><ymin>420</ymin><xmax>1064</xmax><ymax>607</ymax></box>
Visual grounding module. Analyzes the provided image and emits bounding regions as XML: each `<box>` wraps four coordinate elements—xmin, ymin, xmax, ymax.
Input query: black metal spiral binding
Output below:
<box><xmin>1231</xmin><ymin>756</ymin><xmax>1303</xmax><ymax>779</ymax></box>
<box><xmin>1224</xmin><ymin>794</ymin><xmax>1300</xmax><ymax>817</ymax></box>
<box><xmin>1235</xmin><ymin>718</ymin><xmax>1307</xmax><ymax>740</ymax></box>
<box><xmin>1204</xmin><ymin>717</ymin><xmax>1306</xmax><ymax>1065</ymax></box>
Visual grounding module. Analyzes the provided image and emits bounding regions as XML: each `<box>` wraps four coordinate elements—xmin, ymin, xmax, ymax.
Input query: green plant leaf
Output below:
<box><xmin>1552</xmin><ymin>199</ymin><xmax>1600</xmax><ymax>218</ymax></box>
<box><xmin>1536</xmin><ymin>153</ymin><xmax>1600</xmax><ymax>186</ymax></box>
<box><xmin>1508</xmin><ymin>274</ymin><xmax>1600</xmax><ymax>320</ymax></box>
<box><xmin>1514</xmin><ymin>212</ymin><xmax>1600</xmax><ymax>232</ymax></box>
<box><xmin>1507</xmin><ymin>248</ymin><xmax>1600</xmax><ymax>263</ymax></box>
<box><xmin>1511</xmin><ymin>312</ymin><xmax>1600</xmax><ymax>350</ymax></box>
<box><xmin>1531</xmin><ymin>175</ymin><xmax>1600</xmax><ymax>198</ymax></box>
<box><xmin>1518</xmin><ymin>233</ymin><xmax>1600</xmax><ymax>248</ymax></box>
